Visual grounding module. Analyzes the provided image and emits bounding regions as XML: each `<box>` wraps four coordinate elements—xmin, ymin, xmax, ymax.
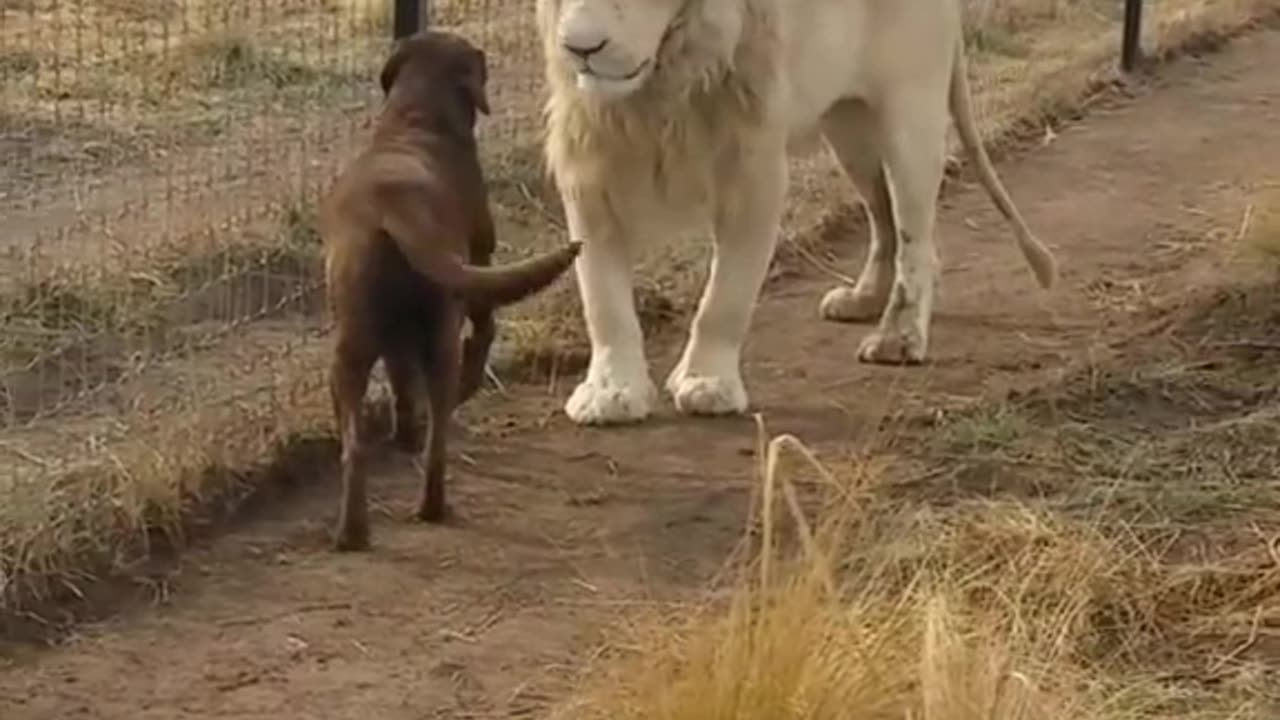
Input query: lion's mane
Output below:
<box><xmin>537</xmin><ymin>0</ymin><xmax>785</xmax><ymax>231</ymax></box>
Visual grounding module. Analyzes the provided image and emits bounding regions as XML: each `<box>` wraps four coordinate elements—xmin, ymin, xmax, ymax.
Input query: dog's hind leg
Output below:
<box><xmin>458</xmin><ymin>308</ymin><xmax>494</xmax><ymax>404</ymax></box>
<box><xmin>331</xmin><ymin>339</ymin><xmax>378</xmax><ymax>551</ymax></box>
<box><xmin>417</xmin><ymin>309</ymin><xmax>463</xmax><ymax>523</ymax></box>
<box><xmin>385</xmin><ymin>344</ymin><xmax>427</xmax><ymax>455</ymax></box>
<box><xmin>460</xmin><ymin>228</ymin><xmax>497</xmax><ymax>404</ymax></box>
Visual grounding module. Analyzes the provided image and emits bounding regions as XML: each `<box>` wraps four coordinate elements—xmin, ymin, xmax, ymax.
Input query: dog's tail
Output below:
<box><xmin>388</xmin><ymin>228</ymin><xmax>581</xmax><ymax>308</ymax></box>
<box><xmin>453</xmin><ymin>243</ymin><xmax>582</xmax><ymax>307</ymax></box>
<box><xmin>376</xmin><ymin>171</ymin><xmax>581</xmax><ymax>306</ymax></box>
<box><xmin>948</xmin><ymin>36</ymin><xmax>1058</xmax><ymax>290</ymax></box>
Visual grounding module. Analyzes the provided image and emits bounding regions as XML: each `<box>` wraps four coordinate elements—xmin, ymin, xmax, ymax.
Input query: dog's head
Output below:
<box><xmin>379</xmin><ymin>30</ymin><xmax>491</xmax><ymax>120</ymax></box>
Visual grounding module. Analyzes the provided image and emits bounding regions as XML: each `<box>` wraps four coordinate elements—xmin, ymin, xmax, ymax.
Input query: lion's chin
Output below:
<box><xmin>574</xmin><ymin>70</ymin><xmax>648</xmax><ymax>101</ymax></box>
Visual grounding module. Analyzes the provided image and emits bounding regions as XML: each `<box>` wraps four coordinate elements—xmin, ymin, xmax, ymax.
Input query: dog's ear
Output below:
<box><xmin>457</xmin><ymin>46</ymin><xmax>491</xmax><ymax>116</ymax></box>
<box><xmin>379</xmin><ymin>39</ymin><xmax>411</xmax><ymax>96</ymax></box>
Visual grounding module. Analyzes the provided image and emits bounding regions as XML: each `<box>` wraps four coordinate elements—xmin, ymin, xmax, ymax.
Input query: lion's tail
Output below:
<box><xmin>948</xmin><ymin>39</ymin><xmax>1058</xmax><ymax>290</ymax></box>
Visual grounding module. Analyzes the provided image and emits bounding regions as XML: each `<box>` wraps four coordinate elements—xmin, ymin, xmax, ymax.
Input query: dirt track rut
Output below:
<box><xmin>2</xmin><ymin>26</ymin><xmax>1280</xmax><ymax>720</ymax></box>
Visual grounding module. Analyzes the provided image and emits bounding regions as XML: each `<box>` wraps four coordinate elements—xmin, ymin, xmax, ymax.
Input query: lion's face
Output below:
<box><xmin>544</xmin><ymin>0</ymin><xmax>685</xmax><ymax>101</ymax></box>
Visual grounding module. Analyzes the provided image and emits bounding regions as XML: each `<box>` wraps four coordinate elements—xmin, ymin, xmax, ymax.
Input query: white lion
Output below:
<box><xmin>537</xmin><ymin>0</ymin><xmax>1058</xmax><ymax>425</ymax></box>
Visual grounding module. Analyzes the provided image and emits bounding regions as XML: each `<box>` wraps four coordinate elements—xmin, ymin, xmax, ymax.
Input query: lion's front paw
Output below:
<box><xmin>857</xmin><ymin>329</ymin><xmax>927</xmax><ymax>366</ymax></box>
<box><xmin>819</xmin><ymin>285</ymin><xmax>889</xmax><ymax>323</ymax></box>
<box><xmin>667</xmin><ymin>372</ymin><xmax>749</xmax><ymax>416</ymax></box>
<box><xmin>565</xmin><ymin>375</ymin><xmax>656</xmax><ymax>425</ymax></box>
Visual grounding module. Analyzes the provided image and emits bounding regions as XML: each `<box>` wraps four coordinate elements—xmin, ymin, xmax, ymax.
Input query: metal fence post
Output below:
<box><xmin>393</xmin><ymin>0</ymin><xmax>430</xmax><ymax>39</ymax></box>
<box><xmin>1122</xmin><ymin>0</ymin><xmax>1144</xmax><ymax>72</ymax></box>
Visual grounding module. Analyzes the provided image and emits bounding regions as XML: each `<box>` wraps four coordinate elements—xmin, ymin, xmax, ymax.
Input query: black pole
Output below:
<box><xmin>393</xmin><ymin>0</ymin><xmax>424</xmax><ymax>39</ymax></box>
<box><xmin>1122</xmin><ymin>0</ymin><xmax>1144</xmax><ymax>72</ymax></box>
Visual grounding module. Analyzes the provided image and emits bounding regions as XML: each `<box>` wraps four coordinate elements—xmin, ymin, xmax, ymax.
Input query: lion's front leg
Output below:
<box><xmin>562</xmin><ymin>192</ymin><xmax>658</xmax><ymax>425</ymax></box>
<box><xmin>665</xmin><ymin>144</ymin><xmax>788</xmax><ymax>416</ymax></box>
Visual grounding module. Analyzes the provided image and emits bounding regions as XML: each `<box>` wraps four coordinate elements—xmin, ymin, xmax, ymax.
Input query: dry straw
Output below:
<box><xmin>553</xmin><ymin>413</ymin><xmax>1275</xmax><ymax>720</ymax></box>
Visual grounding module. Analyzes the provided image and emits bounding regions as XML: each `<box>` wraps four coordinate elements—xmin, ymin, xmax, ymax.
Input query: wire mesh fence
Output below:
<box><xmin>0</xmin><ymin>0</ymin><xmax>575</xmax><ymax>609</ymax></box>
<box><xmin>0</xmin><ymin>0</ymin><xmax>1268</xmax><ymax>608</ymax></box>
<box><xmin>0</xmin><ymin>0</ymin><xmax>379</xmax><ymax>603</ymax></box>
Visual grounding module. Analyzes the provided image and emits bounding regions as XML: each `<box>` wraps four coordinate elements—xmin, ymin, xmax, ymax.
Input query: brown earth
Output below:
<box><xmin>2</xmin><ymin>26</ymin><xmax>1279</xmax><ymax>720</ymax></box>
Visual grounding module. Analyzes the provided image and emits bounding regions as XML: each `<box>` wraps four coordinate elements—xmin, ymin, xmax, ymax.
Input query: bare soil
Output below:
<box><xmin>2</xmin><ymin>26</ymin><xmax>1279</xmax><ymax>720</ymax></box>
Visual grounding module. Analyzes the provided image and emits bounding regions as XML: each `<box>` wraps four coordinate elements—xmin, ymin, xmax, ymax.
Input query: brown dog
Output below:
<box><xmin>320</xmin><ymin>30</ymin><xmax>580</xmax><ymax>551</ymax></box>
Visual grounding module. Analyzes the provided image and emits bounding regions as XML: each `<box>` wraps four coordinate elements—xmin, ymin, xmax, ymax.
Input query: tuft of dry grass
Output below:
<box><xmin>554</xmin><ymin>423</ymin><xmax>1278</xmax><ymax>720</ymax></box>
<box><xmin>553</xmin><ymin>213</ymin><xmax>1280</xmax><ymax>719</ymax></box>
<box><xmin>1240</xmin><ymin>185</ymin><xmax>1280</xmax><ymax>267</ymax></box>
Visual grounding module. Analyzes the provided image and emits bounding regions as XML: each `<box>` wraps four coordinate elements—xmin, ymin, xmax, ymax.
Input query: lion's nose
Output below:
<box><xmin>563</xmin><ymin>38</ymin><xmax>608</xmax><ymax>59</ymax></box>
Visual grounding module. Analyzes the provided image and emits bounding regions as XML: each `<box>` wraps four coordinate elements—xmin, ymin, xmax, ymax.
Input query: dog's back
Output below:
<box><xmin>322</xmin><ymin>150</ymin><xmax>461</xmax><ymax>349</ymax></box>
<box><xmin>324</xmin><ymin>142</ymin><xmax>578</xmax><ymax>312</ymax></box>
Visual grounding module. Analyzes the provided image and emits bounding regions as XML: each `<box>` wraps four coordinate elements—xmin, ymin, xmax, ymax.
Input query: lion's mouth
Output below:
<box><xmin>578</xmin><ymin>58</ymin><xmax>652</xmax><ymax>83</ymax></box>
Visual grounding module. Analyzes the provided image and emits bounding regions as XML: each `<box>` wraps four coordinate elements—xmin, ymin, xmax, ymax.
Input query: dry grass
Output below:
<box><xmin>0</xmin><ymin>338</ymin><xmax>334</xmax><ymax>614</ymax></box>
<box><xmin>554</xmin><ymin>372</ymin><xmax>1280</xmax><ymax>718</ymax></box>
<box><xmin>553</xmin><ymin>203</ymin><xmax>1280</xmax><ymax>718</ymax></box>
<box><xmin>1240</xmin><ymin>185</ymin><xmax>1280</xmax><ymax>268</ymax></box>
<box><xmin>2</xmin><ymin>0</ymin><xmax>1279</xmax><ymax>626</ymax></box>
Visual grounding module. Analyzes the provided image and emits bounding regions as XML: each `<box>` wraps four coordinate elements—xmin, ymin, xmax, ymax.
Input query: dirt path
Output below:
<box><xmin>2</xmin><ymin>27</ymin><xmax>1279</xmax><ymax>720</ymax></box>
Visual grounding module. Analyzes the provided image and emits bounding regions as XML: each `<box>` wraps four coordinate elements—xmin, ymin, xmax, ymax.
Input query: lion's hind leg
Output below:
<box><xmin>856</xmin><ymin>92</ymin><xmax>949</xmax><ymax>366</ymax></box>
<box><xmin>817</xmin><ymin>99</ymin><xmax>898</xmax><ymax>323</ymax></box>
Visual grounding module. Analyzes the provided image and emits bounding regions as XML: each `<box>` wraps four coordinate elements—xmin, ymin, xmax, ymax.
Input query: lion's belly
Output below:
<box><xmin>786</xmin><ymin>129</ymin><xmax>825</xmax><ymax>159</ymax></box>
<box><xmin>779</xmin><ymin>0</ymin><xmax>870</xmax><ymax>146</ymax></box>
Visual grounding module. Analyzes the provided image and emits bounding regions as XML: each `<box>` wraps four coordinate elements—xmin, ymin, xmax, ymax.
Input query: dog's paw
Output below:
<box><xmin>819</xmin><ymin>285</ymin><xmax>889</xmax><ymax>323</ymax></box>
<box><xmin>415</xmin><ymin>500</ymin><xmax>451</xmax><ymax>524</ymax></box>
<box><xmin>390</xmin><ymin>424</ymin><xmax>425</xmax><ymax>455</ymax></box>
<box><xmin>332</xmin><ymin>521</ymin><xmax>370</xmax><ymax>552</ymax></box>
<box><xmin>565</xmin><ymin>375</ymin><xmax>656</xmax><ymax>425</ymax></box>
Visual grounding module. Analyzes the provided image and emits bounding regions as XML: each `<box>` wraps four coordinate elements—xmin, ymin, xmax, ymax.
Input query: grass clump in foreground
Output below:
<box><xmin>558</xmin><ymin>252</ymin><xmax>1280</xmax><ymax>720</ymax></box>
<box><xmin>1241</xmin><ymin>185</ymin><xmax>1280</xmax><ymax>268</ymax></box>
<box><xmin>544</xmin><ymin>151</ymin><xmax>1280</xmax><ymax>720</ymax></box>
<box><xmin>556</xmin><ymin>423</ymin><xmax>1277</xmax><ymax>720</ymax></box>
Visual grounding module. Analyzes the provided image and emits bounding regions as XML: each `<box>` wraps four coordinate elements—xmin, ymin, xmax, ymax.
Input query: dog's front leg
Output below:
<box><xmin>562</xmin><ymin>191</ymin><xmax>657</xmax><ymax>425</ymax></box>
<box><xmin>666</xmin><ymin>138</ymin><xmax>788</xmax><ymax>416</ymax></box>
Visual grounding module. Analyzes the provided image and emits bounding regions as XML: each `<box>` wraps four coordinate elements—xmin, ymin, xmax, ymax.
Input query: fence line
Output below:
<box><xmin>1123</xmin><ymin>0</ymin><xmax>1146</xmax><ymax>71</ymax></box>
<box><xmin>395</xmin><ymin>0</ymin><xmax>426</xmax><ymax>39</ymax></box>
